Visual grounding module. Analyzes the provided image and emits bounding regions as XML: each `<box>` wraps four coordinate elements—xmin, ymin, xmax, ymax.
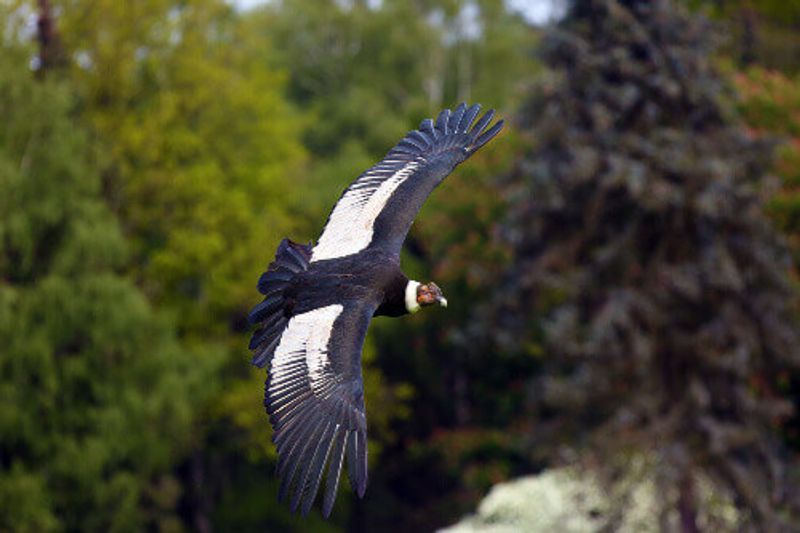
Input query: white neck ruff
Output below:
<box><xmin>405</xmin><ymin>280</ymin><xmax>421</xmax><ymax>314</ymax></box>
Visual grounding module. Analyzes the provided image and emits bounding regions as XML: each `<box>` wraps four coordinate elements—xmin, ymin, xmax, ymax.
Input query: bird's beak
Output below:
<box><xmin>439</xmin><ymin>297</ymin><xmax>448</xmax><ymax>308</ymax></box>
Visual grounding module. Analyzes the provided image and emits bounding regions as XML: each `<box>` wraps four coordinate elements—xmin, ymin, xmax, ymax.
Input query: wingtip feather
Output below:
<box><xmin>435</xmin><ymin>108</ymin><xmax>451</xmax><ymax>134</ymax></box>
<box><xmin>450</xmin><ymin>102</ymin><xmax>467</xmax><ymax>131</ymax></box>
<box><xmin>419</xmin><ymin>118</ymin><xmax>435</xmax><ymax>134</ymax></box>
<box><xmin>322</xmin><ymin>430</ymin><xmax>347</xmax><ymax>518</ymax></box>
<box><xmin>459</xmin><ymin>103</ymin><xmax>482</xmax><ymax>132</ymax></box>
<box><xmin>471</xmin><ymin>119</ymin><xmax>505</xmax><ymax>152</ymax></box>
<box><xmin>469</xmin><ymin>108</ymin><xmax>496</xmax><ymax>139</ymax></box>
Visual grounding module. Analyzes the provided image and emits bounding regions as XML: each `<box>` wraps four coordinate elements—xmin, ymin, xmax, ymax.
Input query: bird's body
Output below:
<box><xmin>287</xmin><ymin>249</ymin><xmax>406</xmax><ymax>318</ymax></box>
<box><xmin>248</xmin><ymin>103</ymin><xmax>503</xmax><ymax>517</ymax></box>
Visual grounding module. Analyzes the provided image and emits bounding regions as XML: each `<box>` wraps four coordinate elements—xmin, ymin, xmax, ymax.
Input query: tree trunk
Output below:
<box><xmin>739</xmin><ymin>4</ymin><xmax>758</xmax><ymax>67</ymax></box>
<box><xmin>678</xmin><ymin>471</ymin><xmax>699</xmax><ymax>533</ymax></box>
<box><xmin>36</xmin><ymin>0</ymin><xmax>64</xmax><ymax>76</ymax></box>
<box><xmin>191</xmin><ymin>451</ymin><xmax>212</xmax><ymax>533</ymax></box>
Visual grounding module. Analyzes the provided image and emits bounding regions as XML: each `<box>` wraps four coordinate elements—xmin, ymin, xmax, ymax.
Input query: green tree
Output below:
<box><xmin>54</xmin><ymin>0</ymin><xmax>305</xmax><ymax>336</ymax></box>
<box><xmin>734</xmin><ymin>68</ymin><xmax>800</xmax><ymax>266</ymax></box>
<box><xmin>487</xmin><ymin>0</ymin><xmax>800</xmax><ymax>529</ymax></box>
<box><xmin>0</xmin><ymin>43</ymin><xmax>213</xmax><ymax>532</ymax></box>
<box><xmin>48</xmin><ymin>0</ymin><xmax>321</xmax><ymax>526</ymax></box>
<box><xmin>686</xmin><ymin>0</ymin><xmax>800</xmax><ymax>72</ymax></box>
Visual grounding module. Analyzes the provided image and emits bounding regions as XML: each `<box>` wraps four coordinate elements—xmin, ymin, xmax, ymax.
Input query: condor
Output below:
<box><xmin>248</xmin><ymin>103</ymin><xmax>504</xmax><ymax>517</ymax></box>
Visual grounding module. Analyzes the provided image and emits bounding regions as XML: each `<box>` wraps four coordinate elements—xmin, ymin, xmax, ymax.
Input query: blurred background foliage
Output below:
<box><xmin>0</xmin><ymin>0</ymin><xmax>799</xmax><ymax>531</ymax></box>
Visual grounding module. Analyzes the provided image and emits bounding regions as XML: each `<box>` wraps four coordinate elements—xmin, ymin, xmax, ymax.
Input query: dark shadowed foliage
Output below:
<box><xmin>482</xmin><ymin>0</ymin><xmax>800</xmax><ymax>529</ymax></box>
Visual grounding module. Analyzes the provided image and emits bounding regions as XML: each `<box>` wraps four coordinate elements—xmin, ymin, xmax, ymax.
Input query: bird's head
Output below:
<box><xmin>405</xmin><ymin>281</ymin><xmax>447</xmax><ymax>314</ymax></box>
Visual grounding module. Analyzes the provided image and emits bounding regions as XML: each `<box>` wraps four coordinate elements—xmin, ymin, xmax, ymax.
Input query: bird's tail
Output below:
<box><xmin>247</xmin><ymin>238</ymin><xmax>312</xmax><ymax>368</ymax></box>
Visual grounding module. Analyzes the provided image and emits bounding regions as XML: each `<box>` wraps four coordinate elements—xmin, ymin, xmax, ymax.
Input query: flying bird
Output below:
<box><xmin>248</xmin><ymin>103</ymin><xmax>504</xmax><ymax>517</ymax></box>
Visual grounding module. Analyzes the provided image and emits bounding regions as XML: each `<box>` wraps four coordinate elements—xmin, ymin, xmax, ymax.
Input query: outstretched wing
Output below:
<box><xmin>266</xmin><ymin>300</ymin><xmax>374</xmax><ymax>517</ymax></box>
<box><xmin>311</xmin><ymin>102</ymin><xmax>504</xmax><ymax>262</ymax></box>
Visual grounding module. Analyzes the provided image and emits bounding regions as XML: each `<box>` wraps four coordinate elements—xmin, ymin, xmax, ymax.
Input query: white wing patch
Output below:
<box><xmin>311</xmin><ymin>160</ymin><xmax>421</xmax><ymax>262</ymax></box>
<box><xmin>269</xmin><ymin>304</ymin><xmax>343</xmax><ymax>401</ymax></box>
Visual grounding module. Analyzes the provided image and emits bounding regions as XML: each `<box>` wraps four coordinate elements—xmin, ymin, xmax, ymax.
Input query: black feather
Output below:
<box><xmin>248</xmin><ymin>315</ymin><xmax>286</xmax><ymax>350</ymax></box>
<box><xmin>435</xmin><ymin>108</ymin><xmax>450</xmax><ymax>134</ymax></box>
<box><xmin>257</xmin><ymin>275</ymin><xmax>287</xmax><ymax>295</ymax></box>
<box><xmin>278</xmin><ymin>414</ymin><xmax>321</xmax><ymax>484</ymax></box>
<box><xmin>248</xmin><ymin>293</ymin><xmax>283</xmax><ymax>324</ymax></box>
<box><xmin>473</xmin><ymin>119</ymin><xmax>505</xmax><ymax>152</ymax></box>
<box><xmin>459</xmin><ymin>103</ymin><xmax>482</xmax><ymax>132</ymax></box>
<box><xmin>418</xmin><ymin>118</ymin><xmax>435</xmax><ymax>135</ymax></box>
<box><xmin>250</xmin><ymin>334</ymin><xmax>282</xmax><ymax>366</ymax></box>
<box><xmin>469</xmin><ymin>108</ymin><xmax>496</xmax><ymax>142</ymax></box>
<box><xmin>283</xmin><ymin>420</ymin><xmax>327</xmax><ymax>505</ymax></box>
<box><xmin>301</xmin><ymin>424</ymin><xmax>338</xmax><ymax>516</ymax></box>
<box><xmin>408</xmin><ymin>130</ymin><xmax>431</xmax><ymax>148</ymax></box>
<box><xmin>322</xmin><ymin>429</ymin><xmax>347</xmax><ymax>518</ymax></box>
<box><xmin>294</xmin><ymin>421</ymin><xmax>335</xmax><ymax>513</ymax></box>
<box><xmin>284</xmin><ymin>246</ymin><xmax>309</xmax><ymax>270</ymax></box>
<box><xmin>450</xmin><ymin>102</ymin><xmax>467</xmax><ymax>131</ymax></box>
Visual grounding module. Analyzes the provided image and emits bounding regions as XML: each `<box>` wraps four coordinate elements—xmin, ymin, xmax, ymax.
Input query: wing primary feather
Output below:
<box><xmin>419</xmin><ymin>118</ymin><xmax>435</xmax><ymax>135</ymax></box>
<box><xmin>295</xmin><ymin>421</ymin><xmax>336</xmax><ymax>514</ymax></box>
<box><xmin>273</xmin><ymin>404</ymin><xmax>316</xmax><ymax>448</ymax></box>
<box><xmin>248</xmin><ymin>293</ymin><xmax>284</xmax><ymax>324</ymax></box>
<box><xmin>291</xmin><ymin>420</ymin><xmax>333</xmax><ymax>512</ymax></box>
<box><xmin>273</xmin><ymin>419</ymin><xmax>309</xmax><ymax>452</ymax></box>
<box><xmin>258</xmin><ymin>311</ymin><xmax>286</xmax><ymax>332</ymax></box>
<box><xmin>273</xmin><ymin>406</ymin><xmax>314</xmax><ymax>453</ymax></box>
<box><xmin>278</xmin><ymin>418</ymin><xmax>325</xmax><ymax>501</ymax></box>
<box><xmin>469</xmin><ymin>109</ymin><xmax>496</xmax><ymax>140</ymax></box>
<box><xmin>261</xmin><ymin>269</ymin><xmax>295</xmax><ymax>283</ymax></box>
<box><xmin>345</xmin><ymin>431</ymin><xmax>359</xmax><ymax>495</ymax></box>
<box><xmin>450</xmin><ymin>102</ymin><xmax>467</xmax><ymax>131</ymax></box>
<box><xmin>355</xmin><ymin>430</ymin><xmax>368</xmax><ymax>497</ymax></box>
<box><xmin>248</xmin><ymin>318</ymin><xmax>286</xmax><ymax>350</ymax></box>
<box><xmin>435</xmin><ymin>108</ymin><xmax>451</xmax><ymax>134</ymax></box>
<box><xmin>472</xmin><ymin>119</ymin><xmax>505</xmax><ymax>152</ymax></box>
<box><xmin>271</xmin><ymin>393</ymin><xmax>314</xmax><ymax>424</ymax></box>
<box><xmin>303</xmin><ymin>424</ymin><xmax>340</xmax><ymax>516</ymax></box>
<box><xmin>322</xmin><ymin>429</ymin><xmax>348</xmax><ymax>518</ymax></box>
<box><xmin>345</xmin><ymin>429</ymin><xmax>368</xmax><ymax>498</ymax></box>
<box><xmin>277</xmin><ymin>412</ymin><xmax>320</xmax><ymax>479</ymax></box>
<box><xmin>257</xmin><ymin>276</ymin><xmax>288</xmax><ymax>295</ymax></box>
<box><xmin>250</xmin><ymin>334</ymin><xmax>282</xmax><ymax>367</ymax></box>
<box><xmin>458</xmin><ymin>103</ymin><xmax>482</xmax><ymax>132</ymax></box>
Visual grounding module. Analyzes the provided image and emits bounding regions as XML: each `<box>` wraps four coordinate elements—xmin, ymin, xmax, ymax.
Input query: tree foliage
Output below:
<box><xmin>486</xmin><ymin>0</ymin><xmax>800</xmax><ymax>528</ymax></box>
<box><xmin>685</xmin><ymin>0</ymin><xmax>800</xmax><ymax>72</ymax></box>
<box><xmin>734</xmin><ymin>68</ymin><xmax>800</xmax><ymax>268</ymax></box>
<box><xmin>0</xmin><ymin>44</ymin><xmax>214</xmax><ymax>532</ymax></box>
<box><xmin>9</xmin><ymin>0</ymin><xmax>799</xmax><ymax>530</ymax></box>
<box><xmin>54</xmin><ymin>0</ymin><xmax>305</xmax><ymax>335</ymax></box>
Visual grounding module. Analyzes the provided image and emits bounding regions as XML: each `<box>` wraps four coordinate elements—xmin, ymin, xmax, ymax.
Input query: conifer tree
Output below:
<box><xmin>489</xmin><ymin>0</ymin><xmax>800</xmax><ymax>528</ymax></box>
